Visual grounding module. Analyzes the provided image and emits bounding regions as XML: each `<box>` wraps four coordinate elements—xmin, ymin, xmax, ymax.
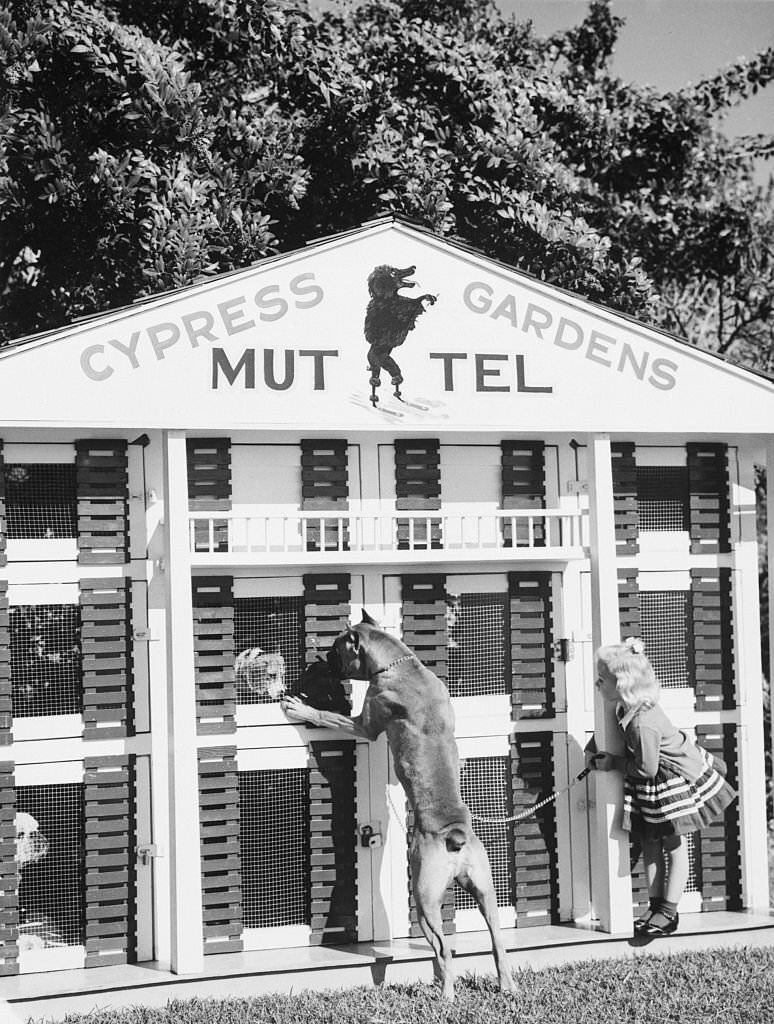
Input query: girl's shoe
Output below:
<box><xmin>641</xmin><ymin>909</ymin><xmax>679</xmax><ymax>937</ymax></box>
<box><xmin>633</xmin><ymin>907</ymin><xmax>654</xmax><ymax>933</ymax></box>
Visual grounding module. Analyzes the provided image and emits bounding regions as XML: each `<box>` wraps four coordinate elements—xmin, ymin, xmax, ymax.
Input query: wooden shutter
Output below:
<box><xmin>80</xmin><ymin>578</ymin><xmax>132</xmax><ymax>741</ymax></box>
<box><xmin>407</xmin><ymin>802</ymin><xmax>455</xmax><ymax>937</ymax></box>
<box><xmin>303</xmin><ymin>574</ymin><xmax>351</xmax><ymax>667</ymax></box>
<box><xmin>401</xmin><ymin>575</ymin><xmax>447</xmax><ymax>682</ymax></box>
<box><xmin>611</xmin><ymin>442</ymin><xmax>638</xmax><ymax>554</ymax></box>
<box><xmin>83</xmin><ymin>755</ymin><xmax>134</xmax><ymax>967</ymax></box>
<box><xmin>508</xmin><ymin>572</ymin><xmax>554</xmax><ymax>718</ymax></box>
<box><xmin>501</xmin><ymin>441</ymin><xmax>545</xmax><ymax>546</ymax></box>
<box><xmin>308</xmin><ymin>740</ymin><xmax>357</xmax><ymax>945</ymax></box>
<box><xmin>192</xmin><ymin>577</ymin><xmax>236</xmax><ymax>735</ymax></box>
<box><xmin>198</xmin><ymin>746</ymin><xmax>242</xmax><ymax>954</ymax></box>
<box><xmin>76</xmin><ymin>441</ymin><xmax>129</xmax><ymax>565</ymax></box>
<box><xmin>300</xmin><ymin>439</ymin><xmax>349</xmax><ymax>552</ymax></box>
<box><xmin>187</xmin><ymin>438</ymin><xmax>232</xmax><ymax>510</ymax></box>
<box><xmin>695</xmin><ymin>724</ymin><xmax>742</xmax><ymax>911</ymax></box>
<box><xmin>395</xmin><ymin>439</ymin><xmax>441</xmax><ymax>549</ymax></box>
<box><xmin>0</xmin><ymin>763</ymin><xmax>17</xmax><ymax>976</ymax></box>
<box><xmin>0</xmin><ymin>441</ymin><xmax>6</xmax><ymax>568</ymax></box>
<box><xmin>690</xmin><ymin>568</ymin><xmax>734</xmax><ymax>711</ymax></box>
<box><xmin>687</xmin><ymin>443</ymin><xmax>731</xmax><ymax>553</ymax></box>
<box><xmin>0</xmin><ymin>584</ymin><xmax>9</xmax><ymax>746</ymax></box>
<box><xmin>618</xmin><ymin>569</ymin><xmax>640</xmax><ymax>639</ymax></box>
<box><xmin>510</xmin><ymin>733</ymin><xmax>559</xmax><ymax>927</ymax></box>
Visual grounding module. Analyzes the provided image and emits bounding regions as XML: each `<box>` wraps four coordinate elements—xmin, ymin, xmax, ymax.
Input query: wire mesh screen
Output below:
<box><xmin>638</xmin><ymin>591</ymin><xmax>690</xmax><ymax>688</ymax></box>
<box><xmin>4</xmin><ymin>464</ymin><xmax>78</xmax><ymax>540</ymax></box>
<box><xmin>16</xmin><ymin>783</ymin><xmax>85</xmax><ymax>949</ymax></box>
<box><xmin>239</xmin><ymin>769</ymin><xmax>310</xmax><ymax>928</ymax></box>
<box><xmin>636</xmin><ymin>467</ymin><xmax>689</xmax><ymax>532</ymax></box>
<box><xmin>663</xmin><ymin>832</ymin><xmax>700</xmax><ymax>895</ymax></box>
<box><xmin>457</xmin><ymin>758</ymin><xmax>513</xmax><ymax>910</ymax></box>
<box><xmin>446</xmin><ymin>592</ymin><xmax>509</xmax><ymax>698</ymax></box>
<box><xmin>234</xmin><ymin>596</ymin><xmax>304</xmax><ymax>704</ymax></box>
<box><xmin>10</xmin><ymin>605</ymin><xmax>82</xmax><ymax>717</ymax></box>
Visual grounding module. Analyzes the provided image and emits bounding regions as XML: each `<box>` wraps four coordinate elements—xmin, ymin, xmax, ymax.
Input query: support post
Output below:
<box><xmin>162</xmin><ymin>430</ymin><xmax>204</xmax><ymax>973</ymax></box>
<box><xmin>586</xmin><ymin>434</ymin><xmax>633</xmax><ymax>934</ymax></box>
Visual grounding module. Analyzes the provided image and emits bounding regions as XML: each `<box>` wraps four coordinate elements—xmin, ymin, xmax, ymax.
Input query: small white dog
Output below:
<box><xmin>15</xmin><ymin>812</ymin><xmax>48</xmax><ymax>868</ymax></box>
<box><xmin>235</xmin><ymin>647</ymin><xmax>286</xmax><ymax>700</ymax></box>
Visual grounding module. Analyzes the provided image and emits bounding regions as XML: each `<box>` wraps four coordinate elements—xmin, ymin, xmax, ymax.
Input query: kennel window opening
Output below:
<box><xmin>16</xmin><ymin>783</ymin><xmax>85</xmax><ymax>950</ymax></box>
<box><xmin>239</xmin><ymin>768</ymin><xmax>310</xmax><ymax>929</ymax></box>
<box><xmin>638</xmin><ymin>591</ymin><xmax>691</xmax><ymax>689</ymax></box>
<box><xmin>10</xmin><ymin>604</ymin><xmax>82</xmax><ymax>717</ymax></box>
<box><xmin>636</xmin><ymin>466</ymin><xmax>689</xmax><ymax>532</ymax></box>
<box><xmin>4</xmin><ymin>464</ymin><xmax>78</xmax><ymax>540</ymax></box>
<box><xmin>234</xmin><ymin>595</ymin><xmax>305</xmax><ymax>704</ymax></box>
<box><xmin>456</xmin><ymin>757</ymin><xmax>513</xmax><ymax>911</ymax></box>
<box><xmin>446</xmin><ymin>592</ymin><xmax>509</xmax><ymax>699</ymax></box>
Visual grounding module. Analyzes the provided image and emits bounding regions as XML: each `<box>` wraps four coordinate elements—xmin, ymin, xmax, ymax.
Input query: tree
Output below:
<box><xmin>1</xmin><ymin>0</ymin><xmax>773</xmax><ymax>365</ymax></box>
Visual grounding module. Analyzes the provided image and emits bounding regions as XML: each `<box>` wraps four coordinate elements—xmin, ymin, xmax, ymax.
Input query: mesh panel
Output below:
<box><xmin>447</xmin><ymin>593</ymin><xmax>508</xmax><ymax>698</ymax></box>
<box><xmin>663</xmin><ymin>832</ymin><xmax>700</xmax><ymax>895</ymax></box>
<box><xmin>457</xmin><ymin>758</ymin><xmax>513</xmax><ymax>910</ymax></box>
<box><xmin>4</xmin><ymin>464</ymin><xmax>77</xmax><ymax>540</ymax></box>
<box><xmin>239</xmin><ymin>769</ymin><xmax>309</xmax><ymax>928</ymax></box>
<box><xmin>636</xmin><ymin>467</ymin><xmax>689</xmax><ymax>532</ymax></box>
<box><xmin>11</xmin><ymin>605</ymin><xmax>82</xmax><ymax>716</ymax></box>
<box><xmin>638</xmin><ymin>591</ymin><xmax>690</xmax><ymax>688</ymax></box>
<box><xmin>234</xmin><ymin>596</ymin><xmax>304</xmax><ymax>704</ymax></box>
<box><xmin>16</xmin><ymin>783</ymin><xmax>85</xmax><ymax>948</ymax></box>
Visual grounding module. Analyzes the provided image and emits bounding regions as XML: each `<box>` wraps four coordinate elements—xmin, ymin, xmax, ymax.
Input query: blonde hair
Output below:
<box><xmin>596</xmin><ymin>637</ymin><xmax>660</xmax><ymax>711</ymax></box>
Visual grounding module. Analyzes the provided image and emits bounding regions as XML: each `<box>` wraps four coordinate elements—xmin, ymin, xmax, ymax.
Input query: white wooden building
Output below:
<box><xmin>0</xmin><ymin>216</ymin><xmax>771</xmax><ymax>1011</ymax></box>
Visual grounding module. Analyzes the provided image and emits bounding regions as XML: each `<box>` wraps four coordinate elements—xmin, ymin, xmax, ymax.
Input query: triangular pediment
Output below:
<box><xmin>1</xmin><ymin>219</ymin><xmax>772</xmax><ymax>434</ymax></box>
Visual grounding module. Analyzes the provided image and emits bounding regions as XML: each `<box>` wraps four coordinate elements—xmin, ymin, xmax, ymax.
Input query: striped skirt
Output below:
<box><xmin>622</xmin><ymin>748</ymin><xmax>737</xmax><ymax>837</ymax></box>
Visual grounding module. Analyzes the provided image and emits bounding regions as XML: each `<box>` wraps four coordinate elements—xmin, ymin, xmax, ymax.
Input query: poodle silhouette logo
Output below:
<box><xmin>363</xmin><ymin>264</ymin><xmax>437</xmax><ymax>410</ymax></box>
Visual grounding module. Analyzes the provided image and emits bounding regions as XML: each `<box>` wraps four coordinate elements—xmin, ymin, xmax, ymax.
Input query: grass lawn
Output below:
<box><xmin>29</xmin><ymin>947</ymin><xmax>774</xmax><ymax>1024</ymax></box>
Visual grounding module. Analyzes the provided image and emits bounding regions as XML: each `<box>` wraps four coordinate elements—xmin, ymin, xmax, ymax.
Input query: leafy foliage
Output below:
<box><xmin>0</xmin><ymin>0</ymin><xmax>772</xmax><ymax>369</ymax></box>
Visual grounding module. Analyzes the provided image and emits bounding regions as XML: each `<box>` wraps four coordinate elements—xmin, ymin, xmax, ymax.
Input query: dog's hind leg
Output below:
<box><xmin>410</xmin><ymin>840</ymin><xmax>456</xmax><ymax>1000</ymax></box>
<box><xmin>456</xmin><ymin>836</ymin><xmax>515</xmax><ymax>994</ymax></box>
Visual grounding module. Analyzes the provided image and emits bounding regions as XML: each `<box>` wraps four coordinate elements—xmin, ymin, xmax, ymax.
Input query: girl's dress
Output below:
<box><xmin>618</xmin><ymin>703</ymin><xmax>736</xmax><ymax>837</ymax></box>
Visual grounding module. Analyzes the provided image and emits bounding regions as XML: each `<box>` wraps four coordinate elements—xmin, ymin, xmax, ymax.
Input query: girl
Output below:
<box><xmin>589</xmin><ymin>637</ymin><xmax>736</xmax><ymax>937</ymax></box>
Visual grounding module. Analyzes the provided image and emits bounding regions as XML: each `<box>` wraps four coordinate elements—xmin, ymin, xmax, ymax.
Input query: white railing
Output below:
<box><xmin>188</xmin><ymin>509</ymin><xmax>588</xmax><ymax>561</ymax></box>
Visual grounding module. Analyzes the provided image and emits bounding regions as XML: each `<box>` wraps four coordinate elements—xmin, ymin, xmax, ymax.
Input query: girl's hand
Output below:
<box><xmin>591</xmin><ymin>751</ymin><xmax>619</xmax><ymax>772</ymax></box>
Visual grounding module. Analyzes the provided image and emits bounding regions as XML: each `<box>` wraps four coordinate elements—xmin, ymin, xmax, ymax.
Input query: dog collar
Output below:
<box><xmin>370</xmin><ymin>653</ymin><xmax>417</xmax><ymax>679</ymax></box>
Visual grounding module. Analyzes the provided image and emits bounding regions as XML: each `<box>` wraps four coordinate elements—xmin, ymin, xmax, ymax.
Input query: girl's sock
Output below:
<box><xmin>658</xmin><ymin>899</ymin><xmax>678</xmax><ymax>917</ymax></box>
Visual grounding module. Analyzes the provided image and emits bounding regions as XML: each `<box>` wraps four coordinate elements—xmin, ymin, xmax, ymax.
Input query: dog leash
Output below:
<box><xmin>385</xmin><ymin>764</ymin><xmax>593</xmax><ymax>836</ymax></box>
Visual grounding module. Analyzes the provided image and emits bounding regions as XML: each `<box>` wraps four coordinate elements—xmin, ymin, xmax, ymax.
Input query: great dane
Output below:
<box><xmin>283</xmin><ymin>611</ymin><xmax>514</xmax><ymax>1001</ymax></box>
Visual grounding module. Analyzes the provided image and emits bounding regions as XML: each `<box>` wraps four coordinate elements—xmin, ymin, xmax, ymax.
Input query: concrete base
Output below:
<box><xmin>3</xmin><ymin>911</ymin><xmax>773</xmax><ymax>1021</ymax></box>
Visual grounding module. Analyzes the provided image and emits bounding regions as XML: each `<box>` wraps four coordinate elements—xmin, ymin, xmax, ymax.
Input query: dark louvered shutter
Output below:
<box><xmin>510</xmin><ymin>733</ymin><xmax>559</xmax><ymax>927</ymax></box>
<box><xmin>500</xmin><ymin>441</ymin><xmax>546</xmax><ymax>546</ymax></box>
<box><xmin>395</xmin><ymin>439</ymin><xmax>441</xmax><ymax>549</ymax></box>
<box><xmin>80</xmin><ymin>579</ymin><xmax>132</xmax><ymax>741</ymax></box>
<box><xmin>694</xmin><ymin>724</ymin><xmax>742</xmax><ymax>911</ymax></box>
<box><xmin>611</xmin><ymin>442</ymin><xmax>638</xmax><ymax>554</ymax></box>
<box><xmin>83</xmin><ymin>755</ymin><xmax>134</xmax><ymax>967</ymax></box>
<box><xmin>301</xmin><ymin>440</ymin><xmax>349</xmax><ymax>552</ymax></box>
<box><xmin>407</xmin><ymin>801</ymin><xmax>455</xmax><ymax>937</ymax></box>
<box><xmin>401</xmin><ymin>575</ymin><xmax>447</xmax><ymax>682</ymax></box>
<box><xmin>308</xmin><ymin>740</ymin><xmax>357</xmax><ymax>945</ymax></box>
<box><xmin>187</xmin><ymin>438</ymin><xmax>231</xmax><ymax>554</ymax></box>
<box><xmin>0</xmin><ymin>584</ymin><xmax>9</xmax><ymax>746</ymax></box>
<box><xmin>0</xmin><ymin>763</ymin><xmax>17</xmax><ymax>976</ymax></box>
<box><xmin>508</xmin><ymin>572</ymin><xmax>554</xmax><ymax>718</ymax></box>
<box><xmin>303</xmin><ymin>574</ymin><xmax>351</xmax><ymax>668</ymax></box>
<box><xmin>198</xmin><ymin>746</ymin><xmax>242</xmax><ymax>954</ymax></box>
<box><xmin>618</xmin><ymin>569</ymin><xmax>640</xmax><ymax>639</ymax></box>
<box><xmin>687</xmin><ymin>444</ymin><xmax>731</xmax><ymax>553</ymax></box>
<box><xmin>690</xmin><ymin>568</ymin><xmax>734</xmax><ymax>711</ymax></box>
<box><xmin>192</xmin><ymin>577</ymin><xmax>236</xmax><ymax>735</ymax></box>
<box><xmin>76</xmin><ymin>441</ymin><xmax>129</xmax><ymax>565</ymax></box>
<box><xmin>0</xmin><ymin>441</ymin><xmax>6</xmax><ymax>568</ymax></box>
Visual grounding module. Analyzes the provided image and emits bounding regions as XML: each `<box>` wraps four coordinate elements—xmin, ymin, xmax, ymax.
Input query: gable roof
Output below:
<box><xmin>0</xmin><ymin>216</ymin><xmax>772</xmax><ymax>436</ymax></box>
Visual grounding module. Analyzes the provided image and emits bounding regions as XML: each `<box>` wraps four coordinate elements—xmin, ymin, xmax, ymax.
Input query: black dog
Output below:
<box><xmin>299</xmin><ymin>657</ymin><xmax>351</xmax><ymax>715</ymax></box>
<box><xmin>364</xmin><ymin>264</ymin><xmax>436</xmax><ymax>406</ymax></box>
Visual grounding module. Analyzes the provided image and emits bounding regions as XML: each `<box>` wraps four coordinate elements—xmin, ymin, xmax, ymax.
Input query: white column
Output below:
<box><xmin>586</xmin><ymin>433</ymin><xmax>632</xmax><ymax>934</ymax></box>
<box><xmin>162</xmin><ymin>430</ymin><xmax>204</xmax><ymax>973</ymax></box>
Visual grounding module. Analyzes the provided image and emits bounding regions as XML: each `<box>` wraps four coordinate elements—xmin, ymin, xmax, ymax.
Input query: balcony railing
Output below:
<box><xmin>188</xmin><ymin>508</ymin><xmax>588</xmax><ymax>565</ymax></box>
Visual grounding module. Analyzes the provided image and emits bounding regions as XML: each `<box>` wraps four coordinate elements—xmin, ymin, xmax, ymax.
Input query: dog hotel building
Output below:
<box><xmin>0</xmin><ymin>216</ymin><xmax>771</xmax><ymax>1011</ymax></box>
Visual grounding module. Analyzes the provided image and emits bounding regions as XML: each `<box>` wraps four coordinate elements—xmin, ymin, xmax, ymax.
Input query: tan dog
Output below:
<box><xmin>283</xmin><ymin>611</ymin><xmax>514</xmax><ymax>1001</ymax></box>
